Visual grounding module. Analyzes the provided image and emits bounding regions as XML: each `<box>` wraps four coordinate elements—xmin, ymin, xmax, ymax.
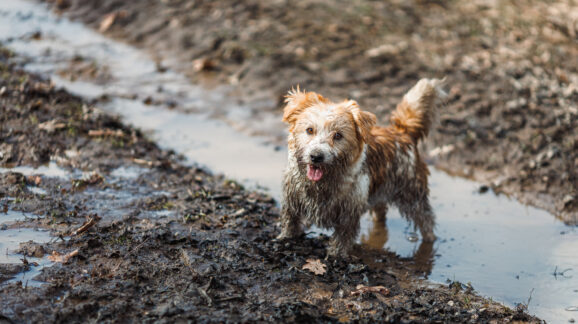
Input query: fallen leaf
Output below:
<box><xmin>143</xmin><ymin>96</ymin><xmax>154</xmax><ymax>105</ymax></box>
<box><xmin>71</xmin><ymin>172</ymin><xmax>104</xmax><ymax>190</ymax></box>
<box><xmin>302</xmin><ymin>258</ymin><xmax>326</xmax><ymax>275</ymax></box>
<box><xmin>38</xmin><ymin>119</ymin><xmax>66</xmax><ymax>133</ymax></box>
<box><xmin>132</xmin><ymin>158</ymin><xmax>154</xmax><ymax>166</ymax></box>
<box><xmin>48</xmin><ymin>249</ymin><xmax>79</xmax><ymax>264</ymax></box>
<box><xmin>83</xmin><ymin>172</ymin><xmax>104</xmax><ymax>185</ymax></box>
<box><xmin>350</xmin><ymin>285</ymin><xmax>390</xmax><ymax>296</ymax></box>
<box><xmin>27</xmin><ymin>175</ymin><xmax>42</xmax><ymax>186</ymax></box>
<box><xmin>99</xmin><ymin>13</ymin><xmax>117</xmax><ymax>32</ymax></box>
<box><xmin>193</xmin><ymin>58</ymin><xmax>217</xmax><ymax>72</ymax></box>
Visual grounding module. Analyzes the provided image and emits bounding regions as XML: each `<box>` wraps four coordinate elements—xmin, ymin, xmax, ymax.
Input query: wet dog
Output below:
<box><xmin>278</xmin><ymin>78</ymin><xmax>445</xmax><ymax>256</ymax></box>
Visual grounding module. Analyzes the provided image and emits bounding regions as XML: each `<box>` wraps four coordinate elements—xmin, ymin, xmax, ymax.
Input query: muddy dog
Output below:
<box><xmin>278</xmin><ymin>78</ymin><xmax>445</xmax><ymax>256</ymax></box>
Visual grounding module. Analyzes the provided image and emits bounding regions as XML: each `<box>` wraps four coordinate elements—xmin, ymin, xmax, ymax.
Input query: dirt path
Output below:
<box><xmin>47</xmin><ymin>0</ymin><xmax>578</xmax><ymax>224</ymax></box>
<box><xmin>0</xmin><ymin>43</ymin><xmax>543</xmax><ymax>322</ymax></box>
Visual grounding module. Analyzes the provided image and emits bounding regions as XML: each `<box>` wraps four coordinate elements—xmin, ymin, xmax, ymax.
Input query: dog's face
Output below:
<box><xmin>283</xmin><ymin>88</ymin><xmax>376</xmax><ymax>182</ymax></box>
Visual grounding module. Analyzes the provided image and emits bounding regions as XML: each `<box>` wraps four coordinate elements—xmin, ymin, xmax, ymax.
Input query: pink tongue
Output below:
<box><xmin>307</xmin><ymin>165</ymin><xmax>324</xmax><ymax>182</ymax></box>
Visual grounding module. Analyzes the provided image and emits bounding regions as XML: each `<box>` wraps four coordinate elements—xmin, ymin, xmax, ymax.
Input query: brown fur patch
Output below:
<box><xmin>283</xmin><ymin>87</ymin><xmax>329</xmax><ymax>132</ymax></box>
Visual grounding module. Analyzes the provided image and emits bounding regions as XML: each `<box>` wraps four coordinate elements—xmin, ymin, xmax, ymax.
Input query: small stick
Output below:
<box><xmin>72</xmin><ymin>217</ymin><xmax>98</xmax><ymax>236</ymax></box>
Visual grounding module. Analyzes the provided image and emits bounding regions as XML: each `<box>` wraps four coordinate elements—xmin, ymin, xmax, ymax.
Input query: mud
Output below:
<box><xmin>46</xmin><ymin>0</ymin><xmax>578</xmax><ymax>224</ymax></box>
<box><xmin>0</xmin><ymin>43</ymin><xmax>542</xmax><ymax>322</ymax></box>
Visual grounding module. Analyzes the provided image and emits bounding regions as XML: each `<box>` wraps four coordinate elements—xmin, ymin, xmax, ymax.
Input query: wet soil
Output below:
<box><xmin>46</xmin><ymin>0</ymin><xmax>578</xmax><ymax>223</ymax></box>
<box><xmin>0</xmin><ymin>46</ymin><xmax>542</xmax><ymax>322</ymax></box>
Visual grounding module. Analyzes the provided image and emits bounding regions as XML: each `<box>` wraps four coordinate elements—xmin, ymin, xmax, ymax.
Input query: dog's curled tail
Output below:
<box><xmin>390</xmin><ymin>78</ymin><xmax>447</xmax><ymax>142</ymax></box>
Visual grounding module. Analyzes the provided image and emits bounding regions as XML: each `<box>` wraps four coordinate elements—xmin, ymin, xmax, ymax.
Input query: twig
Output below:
<box><xmin>198</xmin><ymin>287</ymin><xmax>213</xmax><ymax>306</ymax></box>
<box><xmin>526</xmin><ymin>288</ymin><xmax>534</xmax><ymax>309</ymax></box>
<box><xmin>351</xmin><ymin>285</ymin><xmax>390</xmax><ymax>296</ymax></box>
<box><xmin>553</xmin><ymin>266</ymin><xmax>573</xmax><ymax>279</ymax></box>
<box><xmin>88</xmin><ymin>129</ymin><xmax>124</xmax><ymax>137</ymax></box>
<box><xmin>71</xmin><ymin>217</ymin><xmax>98</xmax><ymax>236</ymax></box>
<box><xmin>48</xmin><ymin>249</ymin><xmax>79</xmax><ymax>264</ymax></box>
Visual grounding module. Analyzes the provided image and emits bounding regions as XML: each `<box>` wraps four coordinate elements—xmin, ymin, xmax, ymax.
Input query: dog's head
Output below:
<box><xmin>283</xmin><ymin>87</ymin><xmax>376</xmax><ymax>182</ymax></box>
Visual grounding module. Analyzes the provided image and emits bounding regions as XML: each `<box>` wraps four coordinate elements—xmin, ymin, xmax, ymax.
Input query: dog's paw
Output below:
<box><xmin>275</xmin><ymin>229</ymin><xmax>302</xmax><ymax>241</ymax></box>
<box><xmin>326</xmin><ymin>245</ymin><xmax>351</xmax><ymax>259</ymax></box>
<box><xmin>275</xmin><ymin>232</ymin><xmax>290</xmax><ymax>241</ymax></box>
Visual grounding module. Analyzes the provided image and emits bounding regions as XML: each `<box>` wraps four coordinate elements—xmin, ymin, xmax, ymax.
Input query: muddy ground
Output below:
<box><xmin>0</xmin><ymin>43</ymin><xmax>542</xmax><ymax>322</ymax></box>
<box><xmin>46</xmin><ymin>0</ymin><xmax>578</xmax><ymax>224</ymax></box>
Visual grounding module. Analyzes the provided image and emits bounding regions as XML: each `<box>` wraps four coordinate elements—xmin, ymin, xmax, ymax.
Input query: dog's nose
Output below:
<box><xmin>310</xmin><ymin>153</ymin><xmax>324</xmax><ymax>163</ymax></box>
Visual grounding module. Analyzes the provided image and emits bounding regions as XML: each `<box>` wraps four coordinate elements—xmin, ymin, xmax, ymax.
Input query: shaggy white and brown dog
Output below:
<box><xmin>278</xmin><ymin>78</ymin><xmax>445</xmax><ymax>256</ymax></box>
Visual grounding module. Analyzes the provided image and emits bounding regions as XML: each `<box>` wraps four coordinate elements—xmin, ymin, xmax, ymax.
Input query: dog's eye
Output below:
<box><xmin>334</xmin><ymin>132</ymin><xmax>343</xmax><ymax>140</ymax></box>
<box><xmin>306</xmin><ymin>127</ymin><xmax>314</xmax><ymax>135</ymax></box>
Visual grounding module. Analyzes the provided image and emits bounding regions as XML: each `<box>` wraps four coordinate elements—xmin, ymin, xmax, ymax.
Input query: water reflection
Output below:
<box><xmin>361</xmin><ymin>215</ymin><xmax>435</xmax><ymax>276</ymax></box>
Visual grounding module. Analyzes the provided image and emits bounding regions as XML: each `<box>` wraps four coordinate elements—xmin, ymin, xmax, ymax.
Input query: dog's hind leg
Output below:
<box><xmin>397</xmin><ymin>195</ymin><xmax>436</xmax><ymax>242</ymax></box>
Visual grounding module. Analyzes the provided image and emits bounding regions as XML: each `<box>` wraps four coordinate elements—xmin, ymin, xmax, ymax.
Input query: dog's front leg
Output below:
<box><xmin>328</xmin><ymin>219</ymin><xmax>360</xmax><ymax>257</ymax></box>
<box><xmin>277</xmin><ymin>201</ymin><xmax>303</xmax><ymax>239</ymax></box>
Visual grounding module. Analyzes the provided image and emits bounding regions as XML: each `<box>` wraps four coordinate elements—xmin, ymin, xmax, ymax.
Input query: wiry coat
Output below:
<box><xmin>279</xmin><ymin>79</ymin><xmax>445</xmax><ymax>256</ymax></box>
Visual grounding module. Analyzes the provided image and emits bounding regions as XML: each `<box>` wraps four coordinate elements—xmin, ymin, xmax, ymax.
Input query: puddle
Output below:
<box><xmin>146</xmin><ymin>210</ymin><xmax>176</xmax><ymax>219</ymax></box>
<box><xmin>27</xmin><ymin>186</ymin><xmax>47</xmax><ymax>196</ymax></box>
<box><xmin>0</xmin><ymin>161</ymin><xmax>71</xmax><ymax>179</ymax></box>
<box><xmin>109</xmin><ymin>166</ymin><xmax>146</xmax><ymax>180</ymax></box>
<box><xmin>0</xmin><ymin>1</ymin><xmax>577</xmax><ymax>322</ymax></box>
<box><xmin>0</xmin><ymin>210</ymin><xmax>37</xmax><ymax>225</ymax></box>
<box><xmin>360</xmin><ymin>171</ymin><xmax>578</xmax><ymax>322</ymax></box>
<box><xmin>77</xmin><ymin>186</ymin><xmax>170</xmax><ymax>221</ymax></box>
<box><xmin>0</xmin><ymin>1</ymin><xmax>284</xmax><ymax>197</ymax></box>
<box><xmin>103</xmin><ymin>98</ymin><xmax>284</xmax><ymax>197</ymax></box>
<box><xmin>0</xmin><ymin>224</ymin><xmax>52</xmax><ymax>287</ymax></box>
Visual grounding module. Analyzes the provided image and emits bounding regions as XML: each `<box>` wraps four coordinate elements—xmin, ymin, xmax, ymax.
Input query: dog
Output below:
<box><xmin>278</xmin><ymin>78</ymin><xmax>445</xmax><ymax>256</ymax></box>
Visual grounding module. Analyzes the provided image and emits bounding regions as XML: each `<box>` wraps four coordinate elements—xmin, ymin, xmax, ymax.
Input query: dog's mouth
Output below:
<box><xmin>307</xmin><ymin>164</ymin><xmax>324</xmax><ymax>182</ymax></box>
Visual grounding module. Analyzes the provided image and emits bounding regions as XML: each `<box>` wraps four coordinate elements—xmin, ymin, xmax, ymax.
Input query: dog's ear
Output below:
<box><xmin>346</xmin><ymin>100</ymin><xmax>376</xmax><ymax>142</ymax></box>
<box><xmin>283</xmin><ymin>86</ymin><xmax>326</xmax><ymax>130</ymax></box>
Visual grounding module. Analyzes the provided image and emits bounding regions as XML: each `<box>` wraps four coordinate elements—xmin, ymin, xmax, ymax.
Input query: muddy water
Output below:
<box><xmin>0</xmin><ymin>210</ymin><xmax>52</xmax><ymax>287</ymax></box>
<box><xmin>0</xmin><ymin>164</ymin><xmax>69</xmax><ymax>287</ymax></box>
<box><xmin>0</xmin><ymin>162</ymin><xmax>73</xmax><ymax>179</ymax></box>
<box><xmin>0</xmin><ymin>1</ymin><xmax>577</xmax><ymax>322</ymax></box>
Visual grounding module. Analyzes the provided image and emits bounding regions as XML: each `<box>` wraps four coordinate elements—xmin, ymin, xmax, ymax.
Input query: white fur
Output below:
<box><xmin>404</xmin><ymin>78</ymin><xmax>447</xmax><ymax>107</ymax></box>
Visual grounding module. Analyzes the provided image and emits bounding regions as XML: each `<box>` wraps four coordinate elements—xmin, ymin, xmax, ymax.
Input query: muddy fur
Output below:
<box><xmin>279</xmin><ymin>78</ymin><xmax>445</xmax><ymax>256</ymax></box>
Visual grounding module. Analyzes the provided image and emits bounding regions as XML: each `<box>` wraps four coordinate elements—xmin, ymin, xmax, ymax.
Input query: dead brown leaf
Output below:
<box><xmin>302</xmin><ymin>258</ymin><xmax>326</xmax><ymax>275</ymax></box>
<box><xmin>83</xmin><ymin>172</ymin><xmax>104</xmax><ymax>185</ymax></box>
<box><xmin>99</xmin><ymin>13</ymin><xmax>117</xmax><ymax>32</ymax></box>
<box><xmin>193</xmin><ymin>58</ymin><xmax>217</xmax><ymax>72</ymax></box>
<box><xmin>27</xmin><ymin>175</ymin><xmax>42</xmax><ymax>186</ymax></box>
<box><xmin>350</xmin><ymin>285</ymin><xmax>390</xmax><ymax>296</ymax></box>
<box><xmin>132</xmin><ymin>158</ymin><xmax>154</xmax><ymax>166</ymax></box>
<box><xmin>48</xmin><ymin>249</ymin><xmax>79</xmax><ymax>264</ymax></box>
<box><xmin>38</xmin><ymin>119</ymin><xmax>66</xmax><ymax>133</ymax></box>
